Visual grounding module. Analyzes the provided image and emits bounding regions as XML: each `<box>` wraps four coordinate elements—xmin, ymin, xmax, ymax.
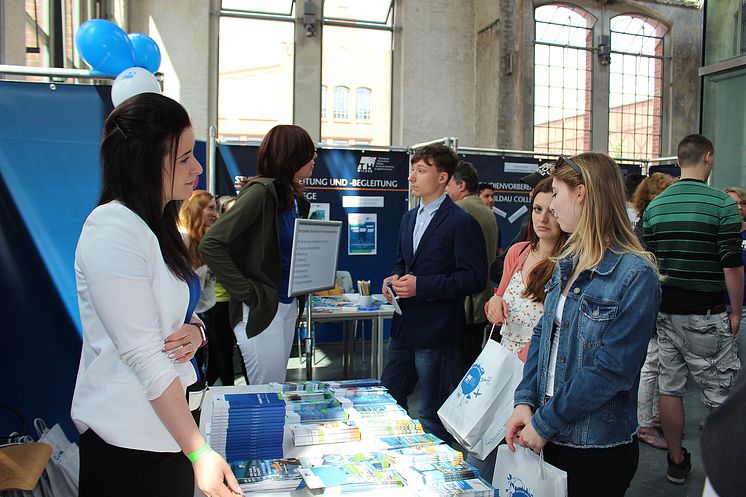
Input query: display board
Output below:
<box><xmin>464</xmin><ymin>154</ymin><xmax>646</xmax><ymax>247</ymax></box>
<box><xmin>288</xmin><ymin>219</ymin><xmax>343</xmax><ymax>296</ymax></box>
<box><xmin>649</xmin><ymin>164</ymin><xmax>681</xmax><ymax>177</ymax></box>
<box><xmin>461</xmin><ymin>154</ymin><xmax>539</xmax><ymax>248</ymax></box>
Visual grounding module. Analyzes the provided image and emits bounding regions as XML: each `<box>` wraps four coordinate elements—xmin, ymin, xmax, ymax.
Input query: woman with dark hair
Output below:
<box><xmin>466</xmin><ymin>178</ymin><xmax>567</xmax><ymax>480</ymax></box>
<box><xmin>72</xmin><ymin>94</ymin><xmax>240</xmax><ymax>497</ymax></box>
<box><xmin>200</xmin><ymin>124</ymin><xmax>315</xmax><ymax>384</ymax></box>
<box><xmin>506</xmin><ymin>153</ymin><xmax>660</xmax><ymax>497</ymax></box>
<box><xmin>486</xmin><ymin>177</ymin><xmax>568</xmax><ymax>359</ymax></box>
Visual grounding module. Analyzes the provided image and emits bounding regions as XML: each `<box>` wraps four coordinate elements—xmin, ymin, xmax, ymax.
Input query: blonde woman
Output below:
<box><xmin>179</xmin><ymin>190</ymin><xmax>222</xmax><ymax>385</ymax></box>
<box><xmin>180</xmin><ymin>191</ymin><xmax>219</xmax><ymax>313</ymax></box>
<box><xmin>506</xmin><ymin>153</ymin><xmax>661</xmax><ymax>497</ymax></box>
<box><xmin>631</xmin><ymin>172</ymin><xmax>675</xmax><ymax>241</ymax></box>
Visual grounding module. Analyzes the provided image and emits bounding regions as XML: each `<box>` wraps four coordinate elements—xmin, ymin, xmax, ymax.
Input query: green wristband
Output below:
<box><xmin>186</xmin><ymin>443</ymin><xmax>212</xmax><ymax>463</ymax></box>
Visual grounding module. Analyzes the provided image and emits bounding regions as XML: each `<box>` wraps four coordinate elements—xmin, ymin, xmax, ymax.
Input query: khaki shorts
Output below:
<box><xmin>657</xmin><ymin>311</ymin><xmax>740</xmax><ymax>408</ymax></box>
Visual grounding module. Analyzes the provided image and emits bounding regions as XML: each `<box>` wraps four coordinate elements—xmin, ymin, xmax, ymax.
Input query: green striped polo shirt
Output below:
<box><xmin>643</xmin><ymin>178</ymin><xmax>743</xmax><ymax>313</ymax></box>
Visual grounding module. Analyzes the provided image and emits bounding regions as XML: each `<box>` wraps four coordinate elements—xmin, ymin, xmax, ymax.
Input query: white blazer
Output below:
<box><xmin>71</xmin><ymin>201</ymin><xmax>197</xmax><ymax>452</ymax></box>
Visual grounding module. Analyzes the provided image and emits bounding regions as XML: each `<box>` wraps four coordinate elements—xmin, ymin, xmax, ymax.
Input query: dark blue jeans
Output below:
<box><xmin>381</xmin><ymin>337</ymin><xmax>455</xmax><ymax>443</ymax></box>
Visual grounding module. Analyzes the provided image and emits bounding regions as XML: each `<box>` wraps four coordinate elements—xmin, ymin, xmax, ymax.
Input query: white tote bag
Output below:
<box><xmin>493</xmin><ymin>445</ymin><xmax>567</xmax><ymax>497</ymax></box>
<box><xmin>34</xmin><ymin>419</ymin><xmax>78</xmax><ymax>497</ymax></box>
<box><xmin>437</xmin><ymin>326</ymin><xmax>524</xmax><ymax>459</ymax></box>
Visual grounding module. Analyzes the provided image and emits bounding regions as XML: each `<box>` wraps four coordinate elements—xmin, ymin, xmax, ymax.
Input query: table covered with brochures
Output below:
<box><xmin>196</xmin><ymin>380</ymin><xmax>498</xmax><ymax>497</ymax></box>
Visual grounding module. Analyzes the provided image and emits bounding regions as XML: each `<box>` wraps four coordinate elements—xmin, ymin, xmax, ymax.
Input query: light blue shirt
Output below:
<box><xmin>413</xmin><ymin>193</ymin><xmax>447</xmax><ymax>253</ymax></box>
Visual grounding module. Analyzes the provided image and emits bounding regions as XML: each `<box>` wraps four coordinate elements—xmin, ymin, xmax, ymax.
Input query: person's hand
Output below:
<box><xmin>518</xmin><ymin>420</ymin><xmax>547</xmax><ymax>454</ymax></box>
<box><xmin>382</xmin><ymin>275</ymin><xmax>400</xmax><ymax>302</ymax></box>
<box><xmin>729</xmin><ymin>312</ymin><xmax>741</xmax><ymax>336</ymax></box>
<box><xmin>163</xmin><ymin>323</ymin><xmax>200</xmax><ymax>363</ymax></box>
<box><xmin>517</xmin><ymin>341</ymin><xmax>530</xmax><ymax>363</ymax></box>
<box><xmin>392</xmin><ymin>274</ymin><xmax>416</xmax><ymax>299</ymax></box>
<box><xmin>486</xmin><ymin>295</ymin><xmax>509</xmax><ymax>325</ymax></box>
<box><xmin>506</xmin><ymin>404</ymin><xmax>533</xmax><ymax>451</ymax></box>
<box><xmin>193</xmin><ymin>450</ymin><xmax>243</xmax><ymax>496</ymax></box>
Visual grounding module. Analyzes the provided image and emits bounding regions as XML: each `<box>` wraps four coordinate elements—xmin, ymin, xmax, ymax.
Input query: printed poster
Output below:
<box><xmin>309</xmin><ymin>203</ymin><xmax>330</xmax><ymax>221</ymax></box>
<box><xmin>348</xmin><ymin>213</ymin><xmax>377</xmax><ymax>255</ymax></box>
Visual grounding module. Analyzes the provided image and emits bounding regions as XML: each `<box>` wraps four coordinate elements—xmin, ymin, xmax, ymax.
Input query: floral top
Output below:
<box><xmin>500</xmin><ymin>269</ymin><xmax>544</xmax><ymax>354</ymax></box>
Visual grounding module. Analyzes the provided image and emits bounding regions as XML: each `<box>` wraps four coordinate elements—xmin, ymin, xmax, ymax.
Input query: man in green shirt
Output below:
<box><xmin>643</xmin><ymin>134</ymin><xmax>743</xmax><ymax>484</ymax></box>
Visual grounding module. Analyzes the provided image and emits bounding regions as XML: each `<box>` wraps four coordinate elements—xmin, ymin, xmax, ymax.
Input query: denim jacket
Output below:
<box><xmin>514</xmin><ymin>247</ymin><xmax>661</xmax><ymax>448</ymax></box>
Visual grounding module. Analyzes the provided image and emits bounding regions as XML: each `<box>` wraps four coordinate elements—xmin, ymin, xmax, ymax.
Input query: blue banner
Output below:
<box><xmin>461</xmin><ymin>154</ymin><xmax>539</xmax><ymax>248</ymax></box>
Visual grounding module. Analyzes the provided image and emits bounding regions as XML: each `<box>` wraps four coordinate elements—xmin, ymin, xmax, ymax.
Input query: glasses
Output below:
<box><xmin>556</xmin><ymin>155</ymin><xmax>583</xmax><ymax>176</ymax></box>
<box><xmin>737</xmin><ymin>201</ymin><xmax>745</xmax><ymax>207</ymax></box>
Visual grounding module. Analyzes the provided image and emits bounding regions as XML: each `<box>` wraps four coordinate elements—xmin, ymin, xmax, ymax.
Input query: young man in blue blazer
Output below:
<box><xmin>381</xmin><ymin>144</ymin><xmax>487</xmax><ymax>442</ymax></box>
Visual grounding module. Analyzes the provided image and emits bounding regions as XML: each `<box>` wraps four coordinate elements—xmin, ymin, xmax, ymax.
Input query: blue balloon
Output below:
<box><xmin>75</xmin><ymin>19</ymin><xmax>135</xmax><ymax>76</ymax></box>
<box><xmin>128</xmin><ymin>33</ymin><xmax>161</xmax><ymax>73</ymax></box>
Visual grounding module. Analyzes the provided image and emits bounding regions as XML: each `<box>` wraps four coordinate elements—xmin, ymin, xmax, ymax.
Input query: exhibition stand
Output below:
<box><xmin>0</xmin><ymin>74</ymin><xmax>678</xmax><ymax>439</ymax></box>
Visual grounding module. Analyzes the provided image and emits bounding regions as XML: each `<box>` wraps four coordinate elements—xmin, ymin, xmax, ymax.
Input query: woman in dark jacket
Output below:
<box><xmin>200</xmin><ymin>125</ymin><xmax>314</xmax><ymax>384</ymax></box>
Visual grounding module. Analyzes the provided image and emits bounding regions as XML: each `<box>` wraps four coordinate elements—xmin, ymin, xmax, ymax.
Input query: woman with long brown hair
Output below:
<box><xmin>199</xmin><ymin>124</ymin><xmax>315</xmax><ymax>384</ymax></box>
<box><xmin>468</xmin><ymin>177</ymin><xmax>568</xmax><ymax>479</ymax></box>
<box><xmin>486</xmin><ymin>177</ymin><xmax>568</xmax><ymax>358</ymax></box>
<box><xmin>73</xmin><ymin>93</ymin><xmax>239</xmax><ymax>497</ymax></box>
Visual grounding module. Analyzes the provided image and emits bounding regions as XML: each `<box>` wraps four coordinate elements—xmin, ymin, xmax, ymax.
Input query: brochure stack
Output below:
<box><xmin>206</xmin><ymin>380</ymin><xmax>499</xmax><ymax>495</ymax></box>
<box><xmin>210</xmin><ymin>392</ymin><xmax>285</xmax><ymax>461</ymax></box>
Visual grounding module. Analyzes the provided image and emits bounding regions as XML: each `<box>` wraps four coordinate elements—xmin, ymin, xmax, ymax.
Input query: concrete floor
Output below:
<box><xmin>233</xmin><ymin>340</ymin><xmax>709</xmax><ymax>496</ymax></box>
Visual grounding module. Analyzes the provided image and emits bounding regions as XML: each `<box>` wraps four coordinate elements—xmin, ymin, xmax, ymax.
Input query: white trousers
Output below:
<box><xmin>233</xmin><ymin>300</ymin><xmax>298</xmax><ymax>384</ymax></box>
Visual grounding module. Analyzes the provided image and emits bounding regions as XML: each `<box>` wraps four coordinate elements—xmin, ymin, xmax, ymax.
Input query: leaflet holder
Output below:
<box><xmin>288</xmin><ymin>219</ymin><xmax>343</xmax><ymax>380</ymax></box>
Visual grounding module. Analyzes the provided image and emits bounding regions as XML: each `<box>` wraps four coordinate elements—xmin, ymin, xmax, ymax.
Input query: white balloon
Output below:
<box><xmin>111</xmin><ymin>66</ymin><xmax>161</xmax><ymax>107</ymax></box>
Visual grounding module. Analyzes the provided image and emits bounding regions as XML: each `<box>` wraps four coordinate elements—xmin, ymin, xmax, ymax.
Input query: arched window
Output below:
<box><xmin>534</xmin><ymin>4</ymin><xmax>595</xmax><ymax>155</ymax></box>
<box><xmin>334</xmin><ymin>86</ymin><xmax>349</xmax><ymax>119</ymax></box>
<box><xmin>356</xmin><ymin>87</ymin><xmax>371</xmax><ymax>120</ymax></box>
<box><xmin>608</xmin><ymin>15</ymin><xmax>666</xmax><ymax>160</ymax></box>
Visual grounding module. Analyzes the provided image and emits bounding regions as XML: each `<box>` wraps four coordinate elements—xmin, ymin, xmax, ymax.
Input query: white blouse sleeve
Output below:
<box><xmin>77</xmin><ymin>207</ymin><xmax>180</xmax><ymax>400</ymax></box>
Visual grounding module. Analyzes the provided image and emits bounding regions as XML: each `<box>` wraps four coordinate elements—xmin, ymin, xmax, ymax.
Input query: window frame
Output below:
<box><xmin>530</xmin><ymin>3</ymin><xmax>671</xmax><ymax>160</ymax></box>
<box><xmin>333</xmin><ymin>85</ymin><xmax>350</xmax><ymax>120</ymax></box>
<box><xmin>532</xmin><ymin>3</ymin><xmax>596</xmax><ymax>156</ymax></box>
<box><xmin>355</xmin><ymin>87</ymin><xmax>371</xmax><ymax>121</ymax></box>
<box><xmin>607</xmin><ymin>13</ymin><xmax>667</xmax><ymax>160</ymax></box>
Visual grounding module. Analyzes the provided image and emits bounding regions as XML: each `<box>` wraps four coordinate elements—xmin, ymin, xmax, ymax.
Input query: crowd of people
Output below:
<box><xmin>70</xmin><ymin>92</ymin><xmax>744</xmax><ymax>496</ymax></box>
<box><xmin>381</xmin><ymin>138</ymin><xmax>744</xmax><ymax>497</ymax></box>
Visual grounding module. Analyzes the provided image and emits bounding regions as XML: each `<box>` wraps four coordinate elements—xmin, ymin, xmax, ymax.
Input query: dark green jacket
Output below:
<box><xmin>199</xmin><ymin>177</ymin><xmax>309</xmax><ymax>339</ymax></box>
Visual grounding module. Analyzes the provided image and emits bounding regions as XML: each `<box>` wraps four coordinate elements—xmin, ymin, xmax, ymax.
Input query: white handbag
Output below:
<box><xmin>437</xmin><ymin>325</ymin><xmax>524</xmax><ymax>459</ymax></box>
<box><xmin>34</xmin><ymin>420</ymin><xmax>78</xmax><ymax>497</ymax></box>
<box><xmin>492</xmin><ymin>445</ymin><xmax>567</xmax><ymax>497</ymax></box>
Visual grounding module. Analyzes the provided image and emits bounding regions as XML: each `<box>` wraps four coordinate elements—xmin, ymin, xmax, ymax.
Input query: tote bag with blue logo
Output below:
<box><xmin>492</xmin><ymin>445</ymin><xmax>567</xmax><ymax>497</ymax></box>
<box><xmin>437</xmin><ymin>327</ymin><xmax>524</xmax><ymax>459</ymax></box>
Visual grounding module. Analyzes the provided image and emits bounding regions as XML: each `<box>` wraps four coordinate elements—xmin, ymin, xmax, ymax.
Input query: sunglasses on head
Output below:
<box><xmin>556</xmin><ymin>155</ymin><xmax>583</xmax><ymax>175</ymax></box>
